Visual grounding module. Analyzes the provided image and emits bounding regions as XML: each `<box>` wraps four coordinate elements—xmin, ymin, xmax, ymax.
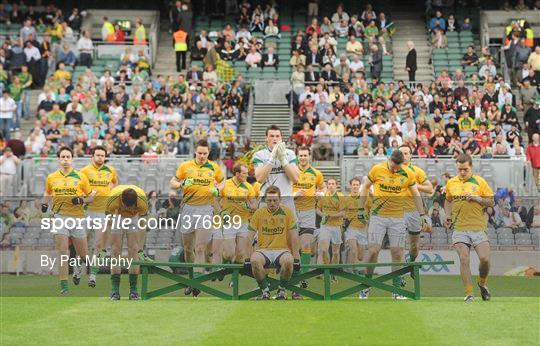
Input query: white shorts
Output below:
<box><xmin>344</xmin><ymin>229</ymin><xmax>368</xmax><ymax>246</ymax></box>
<box><xmin>319</xmin><ymin>225</ymin><xmax>343</xmax><ymax>245</ymax></box>
<box><xmin>368</xmin><ymin>215</ymin><xmax>406</xmax><ymax>248</ymax></box>
<box><xmin>51</xmin><ymin>214</ymin><xmax>87</xmax><ymax>238</ymax></box>
<box><xmin>110</xmin><ymin>216</ymin><xmax>141</xmax><ymax>234</ymax></box>
<box><xmin>404</xmin><ymin>210</ymin><xmax>421</xmax><ymax>234</ymax></box>
<box><xmin>212</xmin><ymin>223</ymin><xmax>249</xmax><ymax>240</ymax></box>
<box><xmin>180</xmin><ymin>204</ymin><xmax>214</xmax><ymax>234</ymax></box>
<box><xmin>297</xmin><ymin>209</ymin><xmax>316</xmax><ymax>232</ymax></box>
<box><xmin>256</xmin><ymin>249</ymin><xmax>291</xmax><ymax>267</ymax></box>
<box><xmin>452</xmin><ymin>231</ymin><xmax>489</xmax><ymax>247</ymax></box>
<box><xmin>86</xmin><ymin>211</ymin><xmax>107</xmax><ymax>234</ymax></box>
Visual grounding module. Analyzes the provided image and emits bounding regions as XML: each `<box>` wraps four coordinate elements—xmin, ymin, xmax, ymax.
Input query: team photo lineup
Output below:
<box><xmin>33</xmin><ymin>125</ymin><xmax>495</xmax><ymax>302</ymax></box>
<box><xmin>1</xmin><ymin>0</ymin><xmax>539</xmax><ymax>345</ymax></box>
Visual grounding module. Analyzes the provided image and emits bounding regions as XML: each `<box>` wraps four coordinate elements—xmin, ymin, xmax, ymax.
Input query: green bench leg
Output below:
<box><xmin>413</xmin><ymin>265</ymin><xmax>421</xmax><ymax>300</ymax></box>
<box><xmin>232</xmin><ymin>269</ymin><xmax>239</xmax><ymax>300</ymax></box>
<box><xmin>324</xmin><ymin>269</ymin><xmax>331</xmax><ymax>300</ymax></box>
<box><xmin>141</xmin><ymin>266</ymin><xmax>148</xmax><ymax>300</ymax></box>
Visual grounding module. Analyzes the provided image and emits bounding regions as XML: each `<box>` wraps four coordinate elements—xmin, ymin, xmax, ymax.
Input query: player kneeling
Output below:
<box><xmin>106</xmin><ymin>185</ymin><xmax>148</xmax><ymax>300</ymax></box>
<box><xmin>247</xmin><ymin>186</ymin><xmax>300</xmax><ymax>300</ymax></box>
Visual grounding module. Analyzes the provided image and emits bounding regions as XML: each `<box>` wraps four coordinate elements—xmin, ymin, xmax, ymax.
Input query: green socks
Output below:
<box><xmin>90</xmin><ymin>250</ymin><xmax>107</xmax><ymax>275</ymax></box>
<box><xmin>60</xmin><ymin>280</ymin><xmax>68</xmax><ymax>291</ymax></box>
<box><xmin>279</xmin><ymin>279</ymin><xmax>288</xmax><ymax>289</ymax></box>
<box><xmin>300</xmin><ymin>252</ymin><xmax>311</xmax><ymax>274</ymax></box>
<box><xmin>392</xmin><ymin>276</ymin><xmax>401</xmax><ymax>288</ymax></box>
<box><xmin>257</xmin><ymin>278</ymin><xmax>269</xmax><ymax>291</ymax></box>
<box><xmin>111</xmin><ymin>274</ymin><xmax>121</xmax><ymax>293</ymax></box>
<box><xmin>409</xmin><ymin>253</ymin><xmax>417</xmax><ymax>262</ymax></box>
<box><xmin>129</xmin><ymin>274</ymin><xmax>138</xmax><ymax>292</ymax></box>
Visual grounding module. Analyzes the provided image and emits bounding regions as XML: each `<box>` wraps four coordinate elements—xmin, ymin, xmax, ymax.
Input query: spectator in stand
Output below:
<box><xmin>321</xmin><ymin>63</ymin><xmax>338</xmax><ymax>82</ymax></box>
<box><xmin>77</xmin><ymin>30</ymin><xmax>93</xmax><ymax>68</ymax></box>
<box><xmin>368</xmin><ymin>44</ymin><xmax>382</xmax><ymax>81</ymax></box>
<box><xmin>462</xmin><ymin>46</ymin><xmax>479</xmax><ymax>68</ymax></box>
<box><xmin>306</xmin><ymin>18</ymin><xmax>321</xmax><ymax>36</ymax></box>
<box><xmin>524</xmin><ymin>98</ymin><xmax>540</xmax><ymax>139</ymax></box>
<box><xmin>431</xmin><ymin>28</ymin><xmax>448</xmax><ymax>49</ymax></box>
<box><xmin>429</xmin><ymin>10</ymin><xmax>446</xmax><ymax>33</ymax></box>
<box><xmin>364</xmin><ymin>20</ymin><xmax>379</xmax><ymax>44</ymax></box>
<box><xmin>313</xmin><ymin>120</ymin><xmax>333</xmax><ymax>160</ymax></box>
<box><xmin>527</xmin><ymin>133</ymin><xmax>540</xmax><ymax>191</ymax></box>
<box><xmin>249</xmin><ymin>14</ymin><xmax>264</xmax><ymax>33</ymax></box>
<box><xmin>479</xmin><ymin>58</ymin><xmax>497</xmax><ymax>80</ymax></box>
<box><xmin>320</xmin><ymin>17</ymin><xmax>334</xmax><ymax>36</ymax></box>
<box><xmin>527</xmin><ymin>46</ymin><xmax>540</xmax><ymax>74</ymax></box>
<box><xmin>289</xmin><ymin>49</ymin><xmax>306</xmax><ymax>69</ymax></box>
<box><xmin>262</xmin><ymin>46</ymin><xmax>279</xmax><ymax>70</ymax></box>
<box><xmin>191</xmin><ymin>40</ymin><xmax>207</xmax><ymax>61</ymax></box>
<box><xmin>331</xmin><ymin>4</ymin><xmax>349</xmax><ymax>28</ymax></box>
<box><xmin>264</xmin><ymin>19</ymin><xmax>279</xmax><ymax>38</ymax></box>
<box><xmin>406</xmin><ymin>41</ymin><xmax>417</xmax><ymax>83</ymax></box>
<box><xmin>346</xmin><ymin>35</ymin><xmax>363</xmax><ymax>57</ymax></box>
<box><xmin>245</xmin><ymin>45</ymin><xmax>262</xmax><ymax>69</ymax></box>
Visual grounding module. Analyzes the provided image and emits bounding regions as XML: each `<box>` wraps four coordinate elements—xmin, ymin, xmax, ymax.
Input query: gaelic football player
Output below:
<box><xmin>444</xmin><ymin>154</ymin><xmax>494</xmax><ymax>302</ymax></box>
<box><xmin>219</xmin><ymin>163</ymin><xmax>257</xmax><ymax>264</ymax></box>
<box><xmin>293</xmin><ymin>146</ymin><xmax>324</xmax><ymax>278</ymax></box>
<box><xmin>80</xmin><ymin>146</ymin><xmax>118</xmax><ymax>287</ymax></box>
<box><xmin>43</xmin><ymin>147</ymin><xmax>96</xmax><ymax>295</ymax></box>
<box><xmin>343</xmin><ymin>177</ymin><xmax>369</xmax><ymax>272</ymax></box>
<box><xmin>106</xmin><ymin>184</ymin><xmax>148</xmax><ymax>300</ymax></box>
<box><xmin>358</xmin><ymin>150</ymin><xmax>429</xmax><ymax>299</ymax></box>
<box><xmin>170</xmin><ymin>139</ymin><xmax>223</xmax><ymax>295</ymax></box>
<box><xmin>248</xmin><ymin>186</ymin><xmax>300</xmax><ymax>300</ymax></box>
<box><xmin>252</xmin><ymin>125</ymin><xmax>299</xmax><ymax>204</ymax></box>
<box><xmin>398</xmin><ymin>145</ymin><xmax>434</xmax><ymax>269</ymax></box>
<box><xmin>316</xmin><ymin>178</ymin><xmax>345</xmax><ymax>274</ymax></box>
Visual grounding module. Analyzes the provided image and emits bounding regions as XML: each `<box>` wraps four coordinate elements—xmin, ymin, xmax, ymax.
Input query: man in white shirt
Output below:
<box><xmin>0</xmin><ymin>147</ymin><xmax>21</xmax><ymax>196</ymax></box>
<box><xmin>0</xmin><ymin>90</ymin><xmax>16</xmax><ymax>140</ymax></box>
<box><xmin>350</xmin><ymin>55</ymin><xmax>364</xmax><ymax>73</ymax></box>
<box><xmin>23</xmin><ymin>41</ymin><xmax>41</xmax><ymax>63</ymax></box>
<box><xmin>77</xmin><ymin>30</ymin><xmax>94</xmax><ymax>68</ymax></box>
<box><xmin>313</xmin><ymin>120</ymin><xmax>333</xmax><ymax>160</ymax></box>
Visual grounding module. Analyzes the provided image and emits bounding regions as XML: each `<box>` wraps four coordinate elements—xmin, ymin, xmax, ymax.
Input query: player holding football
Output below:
<box><xmin>358</xmin><ymin>151</ymin><xmax>429</xmax><ymax>300</ymax></box>
<box><xmin>444</xmin><ymin>154</ymin><xmax>494</xmax><ymax>302</ymax></box>
<box><xmin>170</xmin><ymin>139</ymin><xmax>224</xmax><ymax>295</ymax></box>
<box><xmin>80</xmin><ymin>146</ymin><xmax>118</xmax><ymax>288</ymax></box>
<box><xmin>106</xmin><ymin>184</ymin><xmax>148</xmax><ymax>300</ymax></box>
<box><xmin>248</xmin><ymin>186</ymin><xmax>300</xmax><ymax>300</ymax></box>
<box><xmin>292</xmin><ymin>146</ymin><xmax>324</xmax><ymax>277</ymax></box>
<box><xmin>398</xmin><ymin>145</ymin><xmax>434</xmax><ymax>266</ymax></box>
<box><xmin>43</xmin><ymin>147</ymin><xmax>96</xmax><ymax>295</ymax></box>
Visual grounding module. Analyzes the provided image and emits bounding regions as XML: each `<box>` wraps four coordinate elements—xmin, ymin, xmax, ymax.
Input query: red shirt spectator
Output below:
<box><xmin>306</xmin><ymin>18</ymin><xmax>321</xmax><ymax>36</ymax></box>
<box><xmin>293</xmin><ymin>123</ymin><xmax>314</xmax><ymax>146</ymax></box>
<box><xmin>526</xmin><ymin>134</ymin><xmax>540</xmax><ymax>168</ymax></box>
<box><xmin>476</xmin><ymin>133</ymin><xmax>492</xmax><ymax>148</ymax></box>
<box><xmin>298</xmin><ymin>97</ymin><xmax>315</xmax><ymax>118</ymax></box>
<box><xmin>345</xmin><ymin>102</ymin><xmax>360</xmax><ymax>119</ymax></box>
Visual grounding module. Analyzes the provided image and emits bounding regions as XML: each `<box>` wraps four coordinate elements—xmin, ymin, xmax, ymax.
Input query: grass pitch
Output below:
<box><xmin>1</xmin><ymin>275</ymin><xmax>539</xmax><ymax>346</ymax></box>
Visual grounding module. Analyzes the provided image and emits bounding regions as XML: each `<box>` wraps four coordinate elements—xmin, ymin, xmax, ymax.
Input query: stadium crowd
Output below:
<box><xmin>0</xmin><ymin>1</ymin><xmax>249</xmax><ymax>165</ymax></box>
<box><xmin>287</xmin><ymin>6</ymin><xmax>540</xmax><ymax>172</ymax></box>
